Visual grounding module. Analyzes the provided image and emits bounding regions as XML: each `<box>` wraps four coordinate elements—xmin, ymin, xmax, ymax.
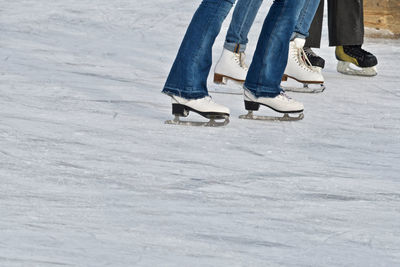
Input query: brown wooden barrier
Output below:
<box><xmin>364</xmin><ymin>0</ymin><xmax>400</xmax><ymax>38</ymax></box>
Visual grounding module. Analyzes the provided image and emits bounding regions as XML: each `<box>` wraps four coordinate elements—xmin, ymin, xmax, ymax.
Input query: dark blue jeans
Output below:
<box><xmin>224</xmin><ymin>0</ymin><xmax>264</xmax><ymax>53</ymax></box>
<box><xmin>163</xmin><ymin>0</ymin><xmax>234</xmax><ymax>99</ymax></box>
<box><xmin>245</xmin><ymin>0</ymin><xmax>310</xmax><ymax>97</ymax></box>
<box><xmin>226</xmin><ymin>0</ymin><xmax>320</xmax><ymax>51</ymax></box>
<box><xmin>163</xmin><ymin>0</ymin><xmax>308</xmax><ymax>99</ymax></box>
<box><xmin>292</xmin><ymin>0</ymin><xmax>321</xmax><ymax>40</ymax></box>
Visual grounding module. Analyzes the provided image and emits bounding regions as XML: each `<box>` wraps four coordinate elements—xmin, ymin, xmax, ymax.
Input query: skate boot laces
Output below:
<box><xmin>234</xmin><ymin>52</ymin><xmax>248</xmax><ymax>71</ymax></box>
<box><xmin>344</xmin><ymin>45</ymin><xmax>372</xmax><ymax>59</ymax></box>
<box><xmin>299</xmin><ymin>48</ymin><xmax>314</xmax><ymax>72</ymax></box>
<box><xmin>292</xmin><ymin>45</ymin><xmax>314</xmax><ymax>73</ymax></box>
<box><xmin>204</xmin><ymin>95</ymin><xmax>216</xmax><ymax>104</ymax></box>
<box><xmin>279</xmin><ymin>91</ymin><xmax>293</xmax><ymax>102</ymax></box>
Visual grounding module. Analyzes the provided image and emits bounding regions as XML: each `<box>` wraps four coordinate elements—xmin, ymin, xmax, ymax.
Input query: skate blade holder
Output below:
<box><xmin>283</xmin><ymin>83</ymin><xmax>325</xmax><ymax>94</ymax></box>
<box><xmin>239</xmin><ymin>111</ymin><xmax>304</xmax><ymax>121</ymax></box>
<box><xmin>165</xmin><ymin>115</ymin><xmax>229</xmax><ymax>127</ymax></box>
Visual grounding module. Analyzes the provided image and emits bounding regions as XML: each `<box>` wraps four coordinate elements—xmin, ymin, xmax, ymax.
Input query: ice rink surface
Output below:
<box><xmin>1</xmin><ymin>0</ymin><xmax>400</xmax><ymax>266</ymax></box>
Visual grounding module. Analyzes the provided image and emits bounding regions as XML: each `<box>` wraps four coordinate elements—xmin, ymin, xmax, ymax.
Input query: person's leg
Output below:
<box><xmin>224</xmin><ymin>0</ymin><xmax>264</xmax><ymax>53</ymax></box>
<box><xmin>328</xmin><ymin>0</ymin><xmax>363</xmax><ymax>46</ymax></box>
<box><xmin>214</xmin><ymin>0</ymin><xmax>263</xmax><ymax>85</ymax></box>
<box><xmin>327</xmin><ymin>0</ymin><xmax>378</xmax><ymax>76</ymax></box>
<box><xmin>292</xmin><ymin>0</ymin><xmax>321</xmax><ymax>40</ymax></box>
<box><xmin>303</xmin><ymin>0</ymin><xmax>325</xmax><ymax>69</ymax></box>
<box><xmin>245</xmin><ymin>0</ymin><xmax>307</xmax><ymax>98</ymax></box>
<box><xmin>242</xmin><ymin>0</ymin><xmax>312</xmax><ymax>115</ymax></box>
<box><xmin>163</xmin><ymin>0</ymin><xmax>235</xmax><ymax>99</ymax></box>
<box><xmin>304</xmin><ymin>0</ymin><xmax>323</xmax><ymax>48</ymax></box>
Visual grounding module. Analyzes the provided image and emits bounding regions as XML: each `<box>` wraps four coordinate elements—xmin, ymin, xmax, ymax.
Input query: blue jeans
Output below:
<box><xmin>292</xmin><ymin>0</ymin><xmax>321</xmax><ymax>40</ymax></box>
<box><xmin>163</xmin><ymin>0</ymin><xmax>235</xmax><ymax>99</ymax></box>
<box><xmin>245</xmin><ymin>0</ymin><xmax>310</xmax><ymax>97</ymax></box>
<box><xmin>163</xmin><ymin>0</ymin><xmax>312</xmax><ymax>99</ymax></box>
<box><xmin>224</xmin><ymin>0</ymin><xmax>263</xmax><ymax>53</ymax></box>
<box><xmin>225</xmin><ymin>0</ymin><xmax>320</xmax><ymax>52</ymax></box>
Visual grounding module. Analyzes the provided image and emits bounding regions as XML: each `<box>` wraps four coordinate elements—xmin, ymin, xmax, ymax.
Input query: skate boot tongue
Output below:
<box><xmin>293</xmin><ymin>38</ymin><xmax>306</xmax><ymax>49</ymax></box>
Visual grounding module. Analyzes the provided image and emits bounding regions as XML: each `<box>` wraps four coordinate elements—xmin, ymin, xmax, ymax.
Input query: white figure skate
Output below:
<box><xmin>282</xmin><ymin>38</ymin><xmax>325</xmax><ymax>94</ymax></box>
<box><xmin>239</xmin><ymin>88</ymin><xmax>304</xmax><ymax>121</ymax></box>
<box><xmin>165</xmin><ymin>95</ymin><xmax>230</xmax><ymax>127</ymax></box>
<box><xmin>211</xmin><ymin>48</ymin><xmax>248</xmax><ymax>95</ymax></box>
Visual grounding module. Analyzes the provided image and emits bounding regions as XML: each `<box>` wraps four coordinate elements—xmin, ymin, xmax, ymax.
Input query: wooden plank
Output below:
<box><xmin>364</xmin><ymin>0</ymin><xmax>400</xmax><ymax>38</ymax></box>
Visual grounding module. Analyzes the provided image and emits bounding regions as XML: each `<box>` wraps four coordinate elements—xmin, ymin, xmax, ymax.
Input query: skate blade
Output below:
<box><xmin>239</xmin><ymin>111</ymin><xmax>304</xmax><ymax>122</ymax></box>
<box><xmin>283</xmin><ymin>83</ymin><xmax>325</xmax><ymax>94</ymax></box>
<box><xmin>337</xmin><ymin>61</ymin><xmax>377</xmax><ymax>77</ymax></box>
<box><xmin>165</xmin><ymin>116</ymin><xmax>229</xmax><ymax>127</ymax></box>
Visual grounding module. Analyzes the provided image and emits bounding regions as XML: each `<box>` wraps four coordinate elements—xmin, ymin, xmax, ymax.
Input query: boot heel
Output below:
<box><xmin>214</xmin><ymin>73</ymin><xmax>227</xmax><ymax>85</ymax></box>
<box><xmin>172</xmin><ymin>104</ymin><xmax>189</xmax><ymax>117</ymax></box>
<box><xmin>281</xmin><ymin>74</ymin><xmax>288</xmax><ymax>82</ymax></box>
<box><xmin>244</xmin><ymin>101</ymin><xmax>260</xmax><ymax>111</ymax></box>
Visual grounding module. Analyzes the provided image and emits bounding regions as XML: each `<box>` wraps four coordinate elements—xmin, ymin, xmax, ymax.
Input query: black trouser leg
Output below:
<box><xmin>328</xmin><ymin>0</ymin><xmax>364</xmax><ymax>46</ymax></box>
<box><xmin>305</xmin><ymin>0</ymin><xmax>324</xmax><ymax>48</ymax></box>
<box><xmin>305</xmin><ymin>0</ymin><xmax>364</xmax><ymax>48</ymax></box>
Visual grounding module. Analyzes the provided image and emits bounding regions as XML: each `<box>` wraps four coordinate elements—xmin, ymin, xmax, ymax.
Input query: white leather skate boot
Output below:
<box><xmin>165</xmin><ymin>95</ymin><xmax>230</xmax><ymax>126</ymax></box>
<box><xmin>243</xmin><ymin>89</ymin><xmax>304</xmax><ymax>113</ymax></box>
<box><xmin>214</xmin><ymin>48</ymin><xmax>248</xmax><ymax>85</ymax></box>
<box><xmin>239</xmin><ymin>89</ymin><xmax>304</xmax><ymax>121</ymax></box>
<box><xmin>283</xmin><ymin>38</ymin><xmax>324</xmax><ymax>84</ymax></box>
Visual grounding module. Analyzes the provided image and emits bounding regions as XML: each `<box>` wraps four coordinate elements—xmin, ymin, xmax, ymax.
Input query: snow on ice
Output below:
<box><xmin>0</xmin><ymin>0</ymin><xmax>399</xmax><ymax>266</ymax></box>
